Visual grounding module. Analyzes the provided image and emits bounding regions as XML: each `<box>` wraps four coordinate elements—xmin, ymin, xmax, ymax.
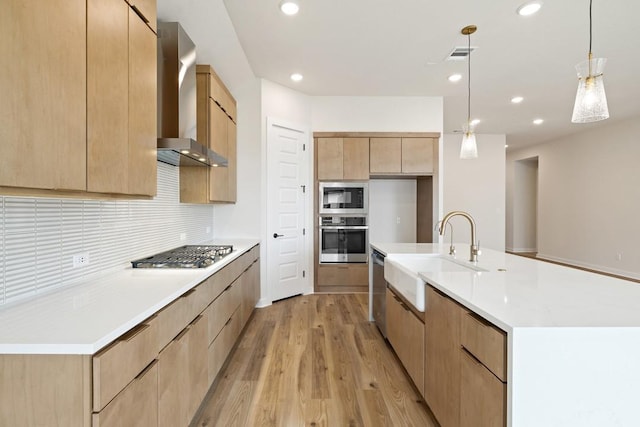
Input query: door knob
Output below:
<box><xmin>273</xmin><ymin>233</ymin><xmax>284</xmax><ymax>238</ymax></box>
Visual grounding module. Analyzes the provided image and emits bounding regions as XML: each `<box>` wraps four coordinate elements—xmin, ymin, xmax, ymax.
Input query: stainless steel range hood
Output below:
<box><xmin>157</xmin><ymin>22</ymin><xmax>227</xmax><ymax>167</ymax></box>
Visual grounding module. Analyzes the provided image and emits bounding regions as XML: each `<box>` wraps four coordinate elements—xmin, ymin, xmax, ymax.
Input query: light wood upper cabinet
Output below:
<box><xmin>127</xmin><ymin>0</ymin><xmax>157</xmax><ymax>32</ymax></box>
<box><xmin>181</xmin><ymin>65</ymin><xmax>237</xmax><ymax>204</ymax></box>
<box><xmin>0</xmin><ymin>0</ymin><xmax>86</xmax><ymax>191</ymax></box>
<box><xmin>2</xmin><ymin>0</ymin><xmax>157</xmax><ymax>198</ymax></box>
<box><xmin>127</xmin><ymin>8</ymin><xmax>157</xmax><ymax>196</ymax></box>
<box><xmin>369</xmin><ymin>138</ymin><xmax>401</xmax><ymax>174</ymax></box>
<box><xmin>402</xmin><ymin>137</ymin><xmax>434</xmax><ymax>174</ymax></box>
<box><xmin>317</xmin><ymin>138</ymin><xmax>343</xmax><ymax>180</ymax></box>
<box><xmin>87</xmin><ymin>0</ymin><xmax>129</xmax><ymax>194</ymax></box>
<box><xmin>370</xmin><ymin>137</ymin><xmax>435</xmax><ymax>176</ymax></box>
<box><xmin>316</xmin><ymin>137</ymin><xmax>369</xmax><ymax>180</ymax></box>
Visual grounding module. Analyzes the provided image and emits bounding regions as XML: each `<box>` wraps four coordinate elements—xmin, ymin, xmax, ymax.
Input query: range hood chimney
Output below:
<box><xmin>157</xmin><ymin>22</ymin><xmax>227</xmax><ymax>167</ymax></box>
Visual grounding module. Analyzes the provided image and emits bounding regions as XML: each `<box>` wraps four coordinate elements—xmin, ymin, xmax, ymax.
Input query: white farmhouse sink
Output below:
<box><xmin>384</xmin><ymin>254</ymin><xmax>487</xmax><ymax>311</ymax></box>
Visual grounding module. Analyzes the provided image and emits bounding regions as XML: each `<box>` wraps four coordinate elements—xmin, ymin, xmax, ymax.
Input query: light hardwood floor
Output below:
<box><xmin>192</xmin><ymin>294</ymin><xmax>437</xmax><ymax>427</ymax></box>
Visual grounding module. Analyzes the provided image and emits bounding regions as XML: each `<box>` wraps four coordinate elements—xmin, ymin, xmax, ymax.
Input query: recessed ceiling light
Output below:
<box><xmin>448</xmin><ymin>73</ymin><xmax>462</xmax><ymax>82</ymax></box>
<box><xmin>280</xmin><ymin>0</ymin><xmax>299</xmax><ymax>15</ymax></box>
<box><xmin>290</xmin><ymin>73</ymin><xmax>303</xmax><ymax>82</ymax></box>
<box><xmin>533</xmin><ymin>118</ymin><xmax>544</xmax><ymax>125</ymax></box>
<box><xmin>511</xmin><ymin>96</ymin><xmax>524</xmax><ymax>104</ymax></box>
<box><xmin>517</xmin><ymin>1</ymin><xmax>542</xmax><ymax>16</ymax></box>
<box><xmin>470</xmin><ymin>118</ymin><xmax>481</xmax><ymax>126</ymax></box>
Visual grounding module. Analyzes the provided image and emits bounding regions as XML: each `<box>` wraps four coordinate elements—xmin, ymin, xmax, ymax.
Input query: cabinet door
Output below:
<box><xmin>0</xmin><ymin>0</ymin><xmax>86</xmax><ymax>191</ymax></box>
<box><xmin>343</xmin><ymin>138</ymin><xmax>370</xmax><ymax>180</ymax></box>
<box><xmin>209</xmin><ymin>101</ymin><xmax>229</xmax><ymax>202</ymax></box>
<box><xmin>87</xmin><ymin>0</ymin><xmax>129</xmax><ymax>194</ymax></box>
<box><xmin>369</xmin><ymin>138</ymin><xmax>401</xmax><ymax>174</ymax></box>
<box><xmin>425</xmin><ymin>286</ymin><xmax>462</xmax><ymax>427</ymax></box>
<box><xmin>187</xmin><ymin>316</ymin><xmax>208</xmax><ymax>421</ymax></box>
<box><xmin>402</xmin><ymin>137</ymin><xmax>434</xmax><ymax>174</ymax></box>
<box><xmin>158</xmin><ymin>328</ymin><xmax>190</xmax><ymax>427</ymax></box>
<box><xmin>92</xmin><ymin>361</ymin><xmax>158</xmax><ymax>427</ymax></box>
<box><xmin>317</xmin><ymin>138</ymin><xmax>343</xmax><ymax>180</ymax></box>
<box><xmin>128</xmin><ymin>0</ymin><xmax>157</xmax><ymax>32</ymax></box>
<box><xmin>386</xmin><ymin>288</ymin><xmax>425</xmax><ymax>397</ymax></box>
<box><xmin>128</xmin><ymin>10</ymin><xmax>157</xmax><ymax>196</ymax></box>
<box><xmin>227</xmin><ymin>119</ymin><xmax>237</xmax><ymax>202</ymax></box>
<box><xmin>460</xmin><ymin>349</ymin><xmax>506</xmax><ymax>427</ymax></box>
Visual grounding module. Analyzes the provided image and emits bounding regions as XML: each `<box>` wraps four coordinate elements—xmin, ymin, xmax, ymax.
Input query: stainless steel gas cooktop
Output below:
<box><xmin>131</xmin><ymin>245</ymin><xmax>233</xmax><ymax>268</ymax></box>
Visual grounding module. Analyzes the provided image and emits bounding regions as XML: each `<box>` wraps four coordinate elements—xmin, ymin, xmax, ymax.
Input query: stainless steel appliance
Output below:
<box><xmin>319</xmin><ymin>182</ymin><xmax>368</xmax><ymax>215</ymax></box>
<box><xmin>371</xmin><ymin>249</ymin><xmax>387</xmax><ymax>337</ymax></box>
<box><xmin>319</xmin><ymin>216</ymin><xmax>368</xmax><ymax>263</ymax></box>
<box><xmin>131</xmin><ymin>245</ymin><xmax>233</xmax><ymax>268</ymax></box>
<box><xmin>156</xmin><ymin>22</ymin><xmax>227</xmax><ymax>167</ymax></box>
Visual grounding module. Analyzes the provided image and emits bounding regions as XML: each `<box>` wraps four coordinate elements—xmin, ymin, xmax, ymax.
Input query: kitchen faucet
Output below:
<box><xmin>439</xmin><ymin>211</ymin><xmax>480</xmax><ymax>262</ymax></box>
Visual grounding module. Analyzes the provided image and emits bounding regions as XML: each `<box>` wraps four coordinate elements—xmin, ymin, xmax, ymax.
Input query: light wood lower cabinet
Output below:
<box><xmin>386</xmin><ymin>287</ymin><xmax>425</xmax><ymax>396</ymax></box>
<box><xmin>424</xmin><ymin>286</ymin><xmax>508</xmax><ymax>427</ymax></box>
<box><xmin>0</xmin><ymin>244</ymin><xmax>260</xmax><ymax>427</ymax></box>
<box><xmin>92</xmin><ymin>361</ymin><xmax>158</xmax><ymax>427</ymax></box>
<box><xmin>316</xmin><ymin>263</ymin><xmax>368</xmax><ymax>292</ymax></box>
<box><xmin>424</xmin><ymin>286</ymin><xmax>463</xmax><ymax>427</ymax></box>
<box><xmin>460</xmin><ymin>349</ymin><xmax>506</xmax><ymax>427</ymax></box>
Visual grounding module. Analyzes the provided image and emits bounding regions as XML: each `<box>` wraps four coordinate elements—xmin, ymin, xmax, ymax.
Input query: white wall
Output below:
<box><xmin>507</xmin><ymin>158</ymin><xmax>538</xmax><ymax>252</ymax></box>
<box><xmin>442</xmin><ymin>134</ymin><xmax>506</xmax><ymax>252</ymax></box>
<box><xmin>369</xmin><ymin>180</ymin><xmax>417</xmax><ymax>243</ymax></box>
<box><xmin>506</xmin><ymin>116</ymin><xmax>640</xmax><ymax>279</ymax></box>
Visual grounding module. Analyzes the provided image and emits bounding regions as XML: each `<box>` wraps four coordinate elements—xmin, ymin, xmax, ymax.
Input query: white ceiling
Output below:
<box><xmin>159</xmin><ymin>0</ymin><xmax>640</xmax><ymax>150</ymax></box>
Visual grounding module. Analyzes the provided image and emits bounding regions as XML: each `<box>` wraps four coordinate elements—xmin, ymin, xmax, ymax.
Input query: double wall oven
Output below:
<box><xmin>319</xmin><ymin>182</ymin><xmax>369</xmax><ymax>264</ymax></box>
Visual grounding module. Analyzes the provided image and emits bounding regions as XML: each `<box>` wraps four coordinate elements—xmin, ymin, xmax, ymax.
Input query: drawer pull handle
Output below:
<box><xmin>182</xmin><ymin>288</ymin><xmax>196</xmax><ymax>298</ymax></box>
<box><xmin>120</xmin><ymin>323</ymin><xmax>150</xmax><ymax>342</ymax></box>
<box><xmin>467</xmin><ymin>311</ymin><xmax>493</xmax><ymax>328</ymax></box>
<box><xmin>135</xmin><ymin>359</ymin><xmax>157</xmax><ymax>380</ymax></box>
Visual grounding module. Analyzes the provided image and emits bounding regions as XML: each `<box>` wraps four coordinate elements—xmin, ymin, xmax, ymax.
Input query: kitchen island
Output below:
<box><xmin>372</xmin><ymin>242</ymin><xmax>640</xmax><ymax>427</ymax></box>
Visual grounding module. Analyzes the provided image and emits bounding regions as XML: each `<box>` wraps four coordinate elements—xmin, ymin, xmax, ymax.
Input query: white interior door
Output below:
<box><xmin>266</xmin><ymin>118</ymin><xmax>308</xmax><ymax>302</ymax></box>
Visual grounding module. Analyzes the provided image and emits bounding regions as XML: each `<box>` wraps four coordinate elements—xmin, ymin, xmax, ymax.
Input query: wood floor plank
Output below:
<box><xmin>192</xmin><ymin>294</ymin><xmax>437</xmax><ymax>427</ymax></box>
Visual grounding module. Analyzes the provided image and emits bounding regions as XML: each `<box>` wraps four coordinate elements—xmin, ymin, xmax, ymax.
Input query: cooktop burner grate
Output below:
<box><xmin>131</xmin><ymin>245</ymin><xmax>234</xmax><ymax>268</ymax></box>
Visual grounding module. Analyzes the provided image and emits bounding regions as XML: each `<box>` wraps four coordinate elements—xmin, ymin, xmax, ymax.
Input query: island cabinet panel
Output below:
<box><xmin>386</xmin><ymin>287</ymin><xmax>425</xmax><ymax>396</ymax></box>
<box><xmin>461</xmin><ymin>311</ymin><xmax>507</xmax><ymax>382</ymax></box>
<box><xmin>92</xmin><ymin>360</ymin><xmax>158</xmax><ymax>427</ymax></box>
<box><xmin>0</xmin><ymin>354</ymin><xmax>91</xmax><ymax>427</ymax></box>
<box><xmin>460</xmin><ymin>349</ymin><xmax>506</xmax><ymax>427</ymax></box>
<box><xmin>424</xmin><ymin>286</ymin><xmax>463</xmax><ymax>427</ymax></box>
<box><xmin>0</xmin><ymin>0</ymin><xmax>87</xmax><ymax>191</ymax></box>
<box><xmin>369</xmin><ymin>138</ymin><xmax>402</xmax><ymax>174</ymax></box>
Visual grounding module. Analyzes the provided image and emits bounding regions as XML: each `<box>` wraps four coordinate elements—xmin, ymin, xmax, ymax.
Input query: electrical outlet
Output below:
<box><xmin>206</xmin><ymin>226</ymin><xmax>211</xmax><ymax>234</ymax></box>
<box><xmin>396</xmin><ymin>216</ymin><xmax>401</xmax><ymax>225</ymax></box>
<box><xmin>72</xmin><ymin>253</ymin><xmax>90</xmax><ymax>268</ymax></box>
<box><xmin>180</xmin><ymin>233</ymin><xmax>186</xmax><ymax>241</ymax></box>
<box><xmin>616</xmin><ymin>253</ymin><xmax>623</xmax><ymax>261</ymax></box>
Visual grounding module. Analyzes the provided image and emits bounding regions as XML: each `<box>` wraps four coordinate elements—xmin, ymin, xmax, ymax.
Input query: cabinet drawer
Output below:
<box><xmin>460</xmin><ymin>348</ymin><xmax>506</xmax><ymax>427</ymax></box>
<box><xmin>208</xmin><ymin>307</ymin><xmax>242</xmax><ymax>383</ymax></box>
<box><xmin>93</xmin><ymin>360</ymin><xmax>158</xmax><ymax>427</ymax></box>
<box><xmin>205</xmin><ymin>279</ymin><xmax>241</xmax><ymax>344</ymax></box>
<box><xmin>93</xmin><ymin>319</ymin><xmax>158</xmax><ymax>411</ymax></box>
<box><xmin>461</xmin><ymin>311</ymin><xmax>507</xmax><ymax>382</ymax></box>
<box><xmin>156</xmin><ymin>288</ymin><xmax>199</xmax><ymax>351</ymax></box>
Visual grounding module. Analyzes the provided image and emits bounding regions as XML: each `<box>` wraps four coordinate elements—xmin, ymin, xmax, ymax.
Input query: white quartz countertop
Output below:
<box><xmin>0</xmin><ymin>239</ymin><xmax>260</xmax><ymax>355</ymax></box>
<box><xmin>372</xmin><ymin>242</ymin><xmax>640</xmax><ymax>332</ymax></box>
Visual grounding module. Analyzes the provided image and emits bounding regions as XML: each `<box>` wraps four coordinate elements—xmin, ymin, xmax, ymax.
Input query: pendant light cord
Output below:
<box><xmin>589</xmin><ymin>0</ymin><xmax>593</xmax><ymax>55</ymax></box>
<box><xmin>467</xmin><ymin>31</ymin><xmax>471</xmax><ymax>126</ymax></box>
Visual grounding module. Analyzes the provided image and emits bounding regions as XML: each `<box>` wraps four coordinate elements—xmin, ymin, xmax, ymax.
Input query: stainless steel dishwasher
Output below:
<box><xmin>371</xmin><ymin>249</ymin><xmax>387</xmax><ymax>337</ymax></box>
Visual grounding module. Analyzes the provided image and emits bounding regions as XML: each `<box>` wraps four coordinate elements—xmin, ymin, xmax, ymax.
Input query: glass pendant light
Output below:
<box><xmin>460</xmin><ymin>25</ymin><xmax>478</xmax><ymax>159</ymax></box>
<box><xmin>571</xmin><ymin>0</ymin><xmax>609</xmax><ymax>123</ymax></box>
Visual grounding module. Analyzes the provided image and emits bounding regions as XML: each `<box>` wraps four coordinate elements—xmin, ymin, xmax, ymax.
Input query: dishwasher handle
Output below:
<box><xmin>371</xmin><ymin>250</ymin><xmax>385</xmax><ymax>266</ymax></box>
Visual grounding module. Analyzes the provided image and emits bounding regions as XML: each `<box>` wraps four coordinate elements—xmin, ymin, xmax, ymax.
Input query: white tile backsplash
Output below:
<box><xmin>0</xmin><ymin>162</ymin><xmax>215</xmax><ymax>305</ymax></box>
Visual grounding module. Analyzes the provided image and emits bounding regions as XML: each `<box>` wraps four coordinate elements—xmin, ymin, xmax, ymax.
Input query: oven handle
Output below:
<box><xmin>319</xmin><ymin>225</ymin><xmax>369</xmax><ymax>230</ymax></box>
